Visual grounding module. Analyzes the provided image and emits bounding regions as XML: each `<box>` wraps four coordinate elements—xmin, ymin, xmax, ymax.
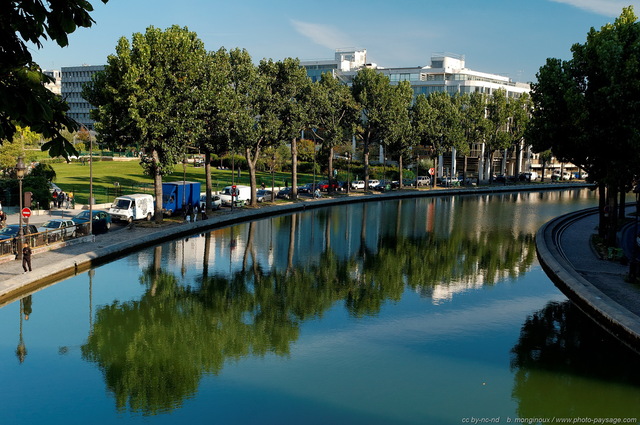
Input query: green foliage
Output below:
<box><xmin>1</xmin><ymin>0</ymin><xmax>108</xmax><ymax>158</ymax></box>
<box><xmin>86</xmin><ymin>25</ymin><xmax>210</xmax><ymax>221</ymax></box>
<box><xmin>29</xmin><ymin>162</ymin><xmax>56</xmax><ymax>182</ymax></box>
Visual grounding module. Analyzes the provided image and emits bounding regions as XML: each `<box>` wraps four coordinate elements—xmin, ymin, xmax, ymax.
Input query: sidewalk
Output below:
<box><xmin>537</xmin><ymin>206</ymin><xmax>640</xmax><ymax>352</ymax></box>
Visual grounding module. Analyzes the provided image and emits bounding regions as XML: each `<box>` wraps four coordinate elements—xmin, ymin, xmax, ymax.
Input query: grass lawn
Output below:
<box><xmin>50</xmin><ymin>159</ymin><xmax>312</xmax><ymax>204</ymax></box>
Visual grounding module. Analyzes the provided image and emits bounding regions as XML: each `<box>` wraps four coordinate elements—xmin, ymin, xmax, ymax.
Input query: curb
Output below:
<box><xmin>536</xmin><ymin>208</ymin><xmax>640</xmax><ymax>353</ymax></box>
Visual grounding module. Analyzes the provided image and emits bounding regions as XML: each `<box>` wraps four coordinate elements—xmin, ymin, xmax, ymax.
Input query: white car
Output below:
<box><xmin>350</xmin><ymin>180</ymin><xmax>365</xmax><ymax>190</ymax></box>
<box><xmin>37</xmin><ymin>219</ymin><xmax>76</xmax><ymax>240</ymax></box>
<box><xmin>199</xmin><ymin>193</ymin><xmax>221</xmax><ymax>210</ymax></box>
<box><xmin>415</xmin><ymin>176</ymin><xmax>431</xmax><ymax>186</ymax></box>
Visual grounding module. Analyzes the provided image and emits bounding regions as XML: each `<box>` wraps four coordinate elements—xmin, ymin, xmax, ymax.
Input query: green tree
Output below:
<box><xmin>486</xmin><ymin>89</ymin><xmax>511</xmax><ymax>182</ymax></box>
<box><xmin>412</xmin><ymin>91</ymin><xmax>463</xmax><ymax>185</ymax></box>
<box><xmin>195</xmin><ymin>48</ymin><xmax>233</xmax><ymax>212</ymax></box>
<box><xmin>227</xmin><ymin>50</ymin><xmax>282</xmax><ymax>207</ymax></box>
<box><xmin>508</xmin><ymin>93</ymin><xmax>532</xmax><ymax>177</ymax></box>
<box><xmin>85</xmin><ymin>25</ymin><xmax>209</xmax><ymax>222</ymax></box>
<box><xmin>352</xmin><ymin>68</ymin><xmax>393</xmax><ymax>190</ymax></box>
<box><xmin>385</xmin><ymin>81</ymin><xmax>414</xmax><ymax>187</ymax></box>
<box><xmin>271</xmin><ymin>58</ymin><xmax>311</xmax><ymax>200</ymax></box>
<box><xmin>1</xmin><ymin>0</ymin><xmax>108</xmax><ymax>158</ymax></box>
<box><xmin>309</xmin><ymin>72</ymin><xmax>359</xmax><ymax>193</ymax></box>
<box><xmin>527</xmin><ymin>6</ymin><xmax>640</xmax><ymax>242</ymax></box>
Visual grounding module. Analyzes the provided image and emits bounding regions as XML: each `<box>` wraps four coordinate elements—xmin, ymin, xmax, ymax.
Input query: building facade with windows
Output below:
<box><xmin>301</xmin><ymin>50</ymin><xmax>586</xmax><ymax>181</ymax></box>
<box><xmin>43</xmin><ymin>70</ymin><xmax>62</xmax><ymax>95</ymax></box>
<box><xmin>61</xmin><ymin>65</ymin><xmax>104</xmax><ymax>129</ymax></box>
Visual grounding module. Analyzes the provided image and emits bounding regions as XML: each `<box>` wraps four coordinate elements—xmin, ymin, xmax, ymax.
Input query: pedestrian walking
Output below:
<box><xmin>22</xmin><ymin>243</ymin><xmax>32</xmax><ymax>273</ymax></box>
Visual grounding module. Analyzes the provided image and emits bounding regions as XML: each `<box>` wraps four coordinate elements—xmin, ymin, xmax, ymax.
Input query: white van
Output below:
<box><xmin>219</xmin><ymin>185</ymin><xmax>251</xmax><ymax>206</ymax></box>
<box><xmin>109</xmin><ymin>194</ymin><xmax>155</xmax><ymax>223</ymax></box>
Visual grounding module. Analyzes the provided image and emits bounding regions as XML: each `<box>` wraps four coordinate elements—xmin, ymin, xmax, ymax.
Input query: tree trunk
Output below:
<box><xmin>463</xmin><ymin>155</ymin><xmax>468</xmax><ymax>185</ymax></box>
<box><xmin>291</xmin><ymin>137</ymin><xmax>298</xmax><ymax>200</ymax></box>
<box><xmin>399</xmin><ymin>155</ymin><xmax>404</xmax><ymax>189</ymax></box>
<box><xmin>152</xmin><ymin>149</ymin><xmax>163</xmax><ymax>224</ymax></box>
<box><xmin>245</xmin><ymin>145</ymin><xmax>260</xmax><ymax>207</ymax></box>
<box><xmin>204</xmin><ymin>150</ymin><xmax>212</xmax><ymax>212</ymax></box>
<box><xmin>598</xmin><ymin>183</ymin><xmax>606</xmax><ymax>238</ymax></box>
<box><xmin>619</xmin><ymin>182</ymin><xmax>627</xmax><ymax>220</ymax></box>
<box><xmin>328</xmin><ymin>146</ymin><xmax>335</xmax><ymax>194</ymax></box>
<box><xmin>363</xmin><ymin>138</ymin><xmax>370</xmax><ymax>191</ymax></box>
<box><xmin>607</xmin><ymin>184</ymin><xmax>619</xmax><ymax>246</ymax></box>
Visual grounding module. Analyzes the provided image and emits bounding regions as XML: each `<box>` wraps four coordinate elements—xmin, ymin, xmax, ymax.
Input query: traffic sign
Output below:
<box><xmin>21</xmin><ymin>207</ymin><xmax>32</xmax><ymax>218</ymax></box>
<box><xmin>429</xmin><ymin>168</ymin><xmax>435</xmax><ymax>176</ymax></box>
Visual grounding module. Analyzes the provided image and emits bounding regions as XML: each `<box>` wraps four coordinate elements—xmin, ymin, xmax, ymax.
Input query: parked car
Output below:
<box><xmin>518</xmin><ymin>172</ymin><xmax>539</xmax><ymax>182</ymax></box>
<box><xmin>72</xmin><ymin>210</ymin><xmax>112</xmax><ymax>234</ymax></box>
<box><xmin>350</xmin><ymin>180</ymin><xmax>365</xmax><ymax>190</ymax></box>
<box><xmin>256</xmin><ymin>189</ymin><xmax>274</xmax><ymax>202</ymax></box>
<box><xmin>37</xmin><ymin>219</ymin><xmax>76</xmax><ymax>240</ymax></box>
<box><xmin>199</xmin><ymin>193</ymin><xmax>221</xmax><ymax>210</ymax></box>
<box><xmin>298</xmin><ymin>183</ymin><xmax>317</xmax><ymax>194</ymax></box>
<box><xmin>317</xmin><ymin>181</ymin><xmax>340</xmax><ymax>192</ymax></box>
<box><xmin>373</xmin><ymin>180</ymin><xmax>392</xmax><ymax>191</ymax></box>
<box><xmin>415</xmin><ymin>176</ymin><xmax>431</xmax><ymax>186</ymax></box>
<box><xmin>276</xmin><ymin>187</ymin><xmax>293</xmax><ymax>199</ymax></box>
<box><xmin>0</xmin><ymin>224</ymin><xmax>39</xmax><ymax>241</ymax></box>
<box><xmin>367</xmin><ymin>179</ymin><xmax>380</xmax><ymax>189</ymax></box>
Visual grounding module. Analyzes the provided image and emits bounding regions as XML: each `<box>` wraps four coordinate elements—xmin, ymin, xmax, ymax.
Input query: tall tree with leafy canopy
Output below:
<box><xmin>309</xmin><ymin>72</ymin><xmax>359</xmax><ymax>193</ymax></box>
<box><xmin>227</xmin><ymin>49</ymin><xmax>282</xmax><ymax>207</ymax></box>
<box><xmin>507</xmin><ymin>93</ymin><xmax>532</xmax><ymax>177</ymax></box>
<box><xmin>271</xmin><ymin>58</ymin><xmax>311</xmax><ymax>200</ymax></box>
<box><xmin>352</xmin><ymin>68</ymin><xmax>394</xmax><ymax>191</ymax></box>
<box><xmin>195</xmin><ymin>48</ymin><xmax>233</xmax><ymax>212</ymax></box>
<box><xmin>485</xmin><ymin>89</ymin><xmax>511</xmax><ymax>182</ymax></box>
<box><xmin>1</xmin><ymin>0</ymin><xmax>109</xmax><ymax>158</ymax></box>
<box><xmin>527</xmin><ymin>6</ymin><xmax>640</xmax><ymax>243</ymax></box>
<box><xmin>85</xmin><ymin>25</ymin><xmax>209</xmax><ymax>222</ymax></box>
<box><xmin>385</xmin><ymin>81</ymin><xmax>414</xmax><ymax>188</ymax></box>
<box><xmin>412</xmin><ymin>91</ymin><xmax>464</xmax><ymax>186</ymax></box>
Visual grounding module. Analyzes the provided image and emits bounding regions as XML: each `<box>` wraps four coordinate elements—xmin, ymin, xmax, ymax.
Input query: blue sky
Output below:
<box><xmin>31</xmin><ymin>0</ymin><xmax>640</xmax><ymax>84</ymax></box>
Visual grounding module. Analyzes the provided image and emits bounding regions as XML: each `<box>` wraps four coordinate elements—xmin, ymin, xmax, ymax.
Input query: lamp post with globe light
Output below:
<box><xmin>15</xmin><ymin>156</ymin><xmax>26</xmax><ymax>260</ymax></box>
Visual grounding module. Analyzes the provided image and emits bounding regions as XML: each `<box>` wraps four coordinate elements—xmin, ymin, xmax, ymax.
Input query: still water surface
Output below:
<box><xmin>2</xmin><ymin>188</ymin><xmax>640</xmax><ymax>424</ymax></box>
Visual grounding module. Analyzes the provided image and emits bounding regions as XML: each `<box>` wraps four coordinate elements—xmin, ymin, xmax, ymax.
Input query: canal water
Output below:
<box><xmin>2</xmin><ymin>188</ymin><xmax>640</xmax><ymax>424</ymax></box>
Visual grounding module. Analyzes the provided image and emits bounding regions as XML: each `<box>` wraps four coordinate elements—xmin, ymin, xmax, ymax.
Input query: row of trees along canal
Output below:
<box><xmin>82</xmin><ymin>25</ymin><xmax>533</xmax><ymax>223</ymax></box>
<box><xmin>4</xmin><ymin>2</ymin><xmax>639</xmax><ymax>247</ymax></box>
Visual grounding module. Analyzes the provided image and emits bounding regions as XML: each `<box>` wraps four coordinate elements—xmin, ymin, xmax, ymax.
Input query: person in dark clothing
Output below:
<box><xmin>22</xmin><ymin>243</ymin><xmax>32</xmax><ymax>273</ymax></box>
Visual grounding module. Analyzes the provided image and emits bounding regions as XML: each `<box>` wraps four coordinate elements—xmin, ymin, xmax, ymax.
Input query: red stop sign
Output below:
<box><xmin>21</xmin><ymin>207</ymin><xmax>32</xmax><ymax>218</ymax></box>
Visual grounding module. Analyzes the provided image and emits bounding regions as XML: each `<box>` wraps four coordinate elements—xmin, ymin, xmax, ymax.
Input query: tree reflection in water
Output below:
<box><xmin>81</xmin><ymin>198</ymin><xmax>541</xmax><ymax>414</ymax></box>
<box><xmin>511</xmin><ymin>301</ymin><xmax>640</xmax><ymax>418</ymax></box>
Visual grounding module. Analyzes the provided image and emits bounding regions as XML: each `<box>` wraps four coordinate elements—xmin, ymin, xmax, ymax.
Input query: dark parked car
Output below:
<box><xmin>298</xmin><ymin>183</ymin><xmax>316</xmax><ymax>194</ymax></box>
<box><xmin>0</xmin><ymin>224</ymin><xmax>38</xmax><ymax>241</ymax></box>
<box><xmin>276</xmin><ymin>187</ymin><xmax>293</xmax><ymax>199</ymax></box>
<box><xmin>72</xmin><ymin>210</ymin><xmax>112</xmax><ymax>234</ymax></box>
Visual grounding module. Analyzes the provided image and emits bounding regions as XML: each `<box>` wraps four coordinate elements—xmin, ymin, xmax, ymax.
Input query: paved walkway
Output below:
<box><xmin>537</xmin><ymin>206</ymin><xmax>640</xmax><ymax>352</ymax></box>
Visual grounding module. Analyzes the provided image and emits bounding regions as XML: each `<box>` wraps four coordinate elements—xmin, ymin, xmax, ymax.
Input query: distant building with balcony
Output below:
<box><xmin>300</xmin><ymin>50</ymin><xmax>583</xmax><ymax>181</ymax></box>
<box><xmin>43</xmin><ymin>70</ymin><xmax>61</xmax><ymax>95</ymax></box>
<box><xmin>61</xmin><ymin>65</ymin><xmax>104</xmax><ymax>129</ymax></box>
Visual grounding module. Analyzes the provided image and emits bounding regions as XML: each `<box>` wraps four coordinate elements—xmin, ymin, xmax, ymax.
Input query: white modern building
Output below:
<box><xmin>61</xmin><ymin>65</ymin><xmax>105</xmax><ymax>129</ymax></box>
<box><xmin>302</xmin><ymin>49</ymin><xmax>539</xmax><ymax>181</ymax></box>
<box><xmin>301</xmin><ymin>49</ymin><xmax>530</xmax><ymax>98</ymax></box>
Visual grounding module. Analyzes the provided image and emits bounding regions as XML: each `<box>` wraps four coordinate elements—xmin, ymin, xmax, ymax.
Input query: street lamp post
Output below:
<box><xmin>15</xmin><ymin>156</ymin><xmax>26</xmax><ymax>260</ymax></box>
